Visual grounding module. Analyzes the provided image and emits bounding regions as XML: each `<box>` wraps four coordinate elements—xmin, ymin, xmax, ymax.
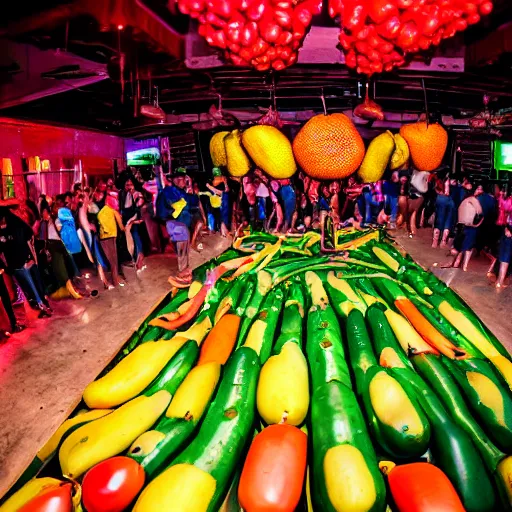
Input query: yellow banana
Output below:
<box><xmin>0</xmin><ymin>477</ymin><xmax>62</xmax><ymax>512</ymax></box>
<box><xmin>60</xmin><ymin>390</ymin><xmax>171</xmax><ymax>478</ymax></box>
<box><xmin>83</xmin><ymin>338</ymin><xmax>188</xmax><ymax>408</ymax></box>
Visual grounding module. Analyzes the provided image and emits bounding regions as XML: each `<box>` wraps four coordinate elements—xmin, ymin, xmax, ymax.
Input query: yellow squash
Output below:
<box><xmin>83</xmin><ymin>338</ymin><xmax>188</xmax><ymax>409</ymax></box>
<box><xmin>257</xmin><ymin>341</ymin><xmax>309</xmax><ymax>425</ymax></box>
<box><xmin>242</xmin><ymin>125</ymin><xmax>296</xmax><ymax>179</ymax></box>
<box><xmin>0</xmin><ymin>477</ymin><xmax>62</xmax><ymax>512</ymax></box>
<box><xmin>357</xmin><ymin>131</ymin><xmax>395</xmax><ymax>183</ymax></box>
<box><xmin>372</xmin><ymin>247</ymin><xmax>400</xmax><ymax>273</ymax></box>
<box><xmin>369</xmin><ymin>371</ymin><xmax>425</xmax><ymax>436</ymax></box>
<box><xmin>165</xmin><ymin>361</ymin><xmax>221</xmax><ymax>419</ymax></box>
<box><xmin>209</xmin><ymin>131</ymin><xmax>230</xmax><ymax>167</ymax></box>
<box><xmin>384</xmin><ymin>309</ymin><xmax>433</xmax><ymax>355</ymax></box>
<box><xmin>133</xmin><ymin>464</ymin><xmax>216</xmax><ymax>512</ymax></box>
<box><xmin>324</xmin><ymin>445</ymin><xmax>377</xmax><ymax>512</ymax></box>
<box><xmin>60</xmin><ymin>390</ymin><xmax>171</xmax><ymax>478</ymax></box>
<box><xmin>225</xmin><ymin>130</ymin><xmax>250</xmax><ymax>177</ymax></box>
<box><xmin>37</xmin><ymin>408</ymin><xmax>112</xmax><ymax>462</ymax></box>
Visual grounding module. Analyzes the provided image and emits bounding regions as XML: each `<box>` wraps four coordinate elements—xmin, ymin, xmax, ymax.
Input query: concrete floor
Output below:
<box><xmin>0</xmin><ymin>234</ymin><xmax>231</xmax><ymax>499</ymax></box>
<box><xmin>393</xmin><ymin>227</ymin><xmax>512</xmax><ymax>355</ymax></box>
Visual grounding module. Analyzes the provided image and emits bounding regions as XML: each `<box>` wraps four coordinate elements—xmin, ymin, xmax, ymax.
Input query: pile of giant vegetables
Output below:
<box><xmin>3</xmin><ymin>229</ymin><xmax>512</xmax><ymax>512</ymax></box>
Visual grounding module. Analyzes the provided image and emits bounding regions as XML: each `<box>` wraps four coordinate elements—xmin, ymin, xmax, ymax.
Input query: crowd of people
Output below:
<box><xmin>0</xmin><ymin>162</ymin><xmax>510</xmax><ymax>339</ymax></box>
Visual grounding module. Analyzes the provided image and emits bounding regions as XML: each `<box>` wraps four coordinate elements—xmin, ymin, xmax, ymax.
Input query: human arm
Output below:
<box><xmin>114</xmin><ymin>210</ymin><xmax>125</xmax><ymax>232</ymax></box>
<box><xmin>206</xmin><ymin>183</ymin><xmax>223</xmax><ymax>196</ymax></box>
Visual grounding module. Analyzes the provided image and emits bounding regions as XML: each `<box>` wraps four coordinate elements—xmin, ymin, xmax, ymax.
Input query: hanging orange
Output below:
<box><xmin>400</xmin><ymin>122</ymin><xmax>448</xmax><ymax>172</ymax></box>
<box><xmin>292</xmin><ymin>113</ymin><xmax>365</xmax><ymax>180</ymax></box>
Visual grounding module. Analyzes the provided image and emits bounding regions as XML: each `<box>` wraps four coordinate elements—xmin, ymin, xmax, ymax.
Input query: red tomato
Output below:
<box><xmin>388</xmin><ymin>463</ymin><xmax>465</xmax><ymax>512</ymax></box>
<box><xmin>376</xmin><ymin>16</ymin><xmax>402</xmax><ymax>39</ymax></box>
<box><xmin>342</xmin><ymin>0</ymin><xmax>368</xmax><ymax>31</ymax></box>
<box><xmin>275</xmin><ymin>9</ymin><xmax>293</xmax><ymax>28</ymax></box>
<box><xmin>82</xmin><ymin>457</ymin><xmax>145</xmax><ymax>512</ymax></box>
<box><xmin>241</xmin><ymin>21</ymin><xmax>259</xmax><ymax>46</ymax></box>
<box><xmin>396</xmin><ymin>21</ymin><xmax>420</xmax><ymax>48</ymax></box>
<box><xmin>247</xmin><ymin>1</ymin><xmax>268</xmax><ymax>22</ymax></box>
<box><xmin>479</xmin><ymin>1</ymin><xmax>493</xmax><ymax>15</ymax></box>
<box><xmin>252</xmin><ymin>38</ymin><xmax>269</xmax><ymax>55</ymax></box>
<box><xmin>260</xmin><ymin>20</ymin><xmax>282</xmax><ymax>43</ymax></box>
<box><xmin>277</xmin><ymin>30</ymin><xmax>293</xmax><ymax>45</ymax></box>
<box><xmin>239</xmin><ymin>425</ymin><xmax>307</xmax><ymax>512</ymax></box>
<box><xmin>368</xmin><ymin>0</ymin><xmax>399</xmax><ymax>25</ymax></box>
<box><xmin>19</xmin><ymin>483</ymin><xmax>72</xmax><ymax>512</ymax></box>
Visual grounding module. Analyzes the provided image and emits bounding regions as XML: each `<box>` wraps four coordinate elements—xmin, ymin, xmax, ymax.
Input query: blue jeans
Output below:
<box><xmin>14</xmin><ymin>264</ymin><xmax>46</xmax><ymax>306</ymax></box>
<box><xmin>257</xmin><ymin>197</ymin><xmax>267</xmax><ymax>221</ymax></box>
<box><xmin>359</xmin><ymin>191</ymin><xmax>383</xmax><ymax>226</ymax></box>
<box><xmin>131</xmin><ymin>224</ymin><xmax>143</xmax><ymax>259</ymax></box>
<box><xmin>280</xmin><ymin>185</ymin><xmax>296</xmax><ymax>226</ymax></box>
<box><xmin>385</xmin><ymin>195</ymin><xmax>399</xmax><ymax>223</ymax></box>
<box><xmin>499</xmin><ymin>234</ymin><xmax>512</xmax><ymax>264</ymax></box>
<box><xmin>434</xmin><ymin>195</ymin><xmax>455</xmax><ymax>232</ymax></box>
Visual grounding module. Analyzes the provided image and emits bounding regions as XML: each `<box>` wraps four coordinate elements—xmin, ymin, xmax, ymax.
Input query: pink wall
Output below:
<box><xmin>0</xmin><ymin>118</ymin><xmax>125</xmax><ymax>200</ymax></box>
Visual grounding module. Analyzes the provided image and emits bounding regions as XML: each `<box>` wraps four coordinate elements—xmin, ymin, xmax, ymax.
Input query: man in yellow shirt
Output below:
<box><xmin>97</xmin><ymin>195</ymin><xmax>125</xmax><ymax>288</ymax></box>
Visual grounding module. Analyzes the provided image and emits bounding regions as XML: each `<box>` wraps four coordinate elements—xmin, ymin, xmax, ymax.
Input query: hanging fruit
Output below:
<box><xmin>178</xmin><ymin>0</ymin><xmax>322</xmax><ymax>71</ymax></box>
<box><xmin>224</xmin><ymin>129</ymin><xmax>251</xmax><ymax>177</ymax></box>
<box><xmin>400</xmin><ymin>121</ymin><xmax>448</xmax><ymax>172</ymax></box>
<box><xmin>329</xmin><ymin>0</ymin><xmax>494</xmax><ymax>76</ymax></box>
<box><xmin>209</xmin><ymin>131</ymin><xmax>230</xmax><ymax>167</ymax></box>
<box><xmin>242</xmin><ymin>125</ymin><xmax>297</xmax><ymax>179</ymax></box>
<box><xmin>358</xmin><ymin>130</ymin><xmax>396</xmax><ymax>183</ymax></box>
<box><xmin>293</xmin><ymin>113</ymin><xmax>365</xmax><ymax>180</ymax></box>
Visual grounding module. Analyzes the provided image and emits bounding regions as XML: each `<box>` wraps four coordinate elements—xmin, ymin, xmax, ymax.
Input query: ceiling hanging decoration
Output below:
<box><xmin>177</xmin><ymin>0</ymin><xmax>322</xmax><ymax>71</ymax></box>
<box><xmin>329</xmin><ymin>0</ymin><xmax>494</xmax><ymax>76</ymax></box>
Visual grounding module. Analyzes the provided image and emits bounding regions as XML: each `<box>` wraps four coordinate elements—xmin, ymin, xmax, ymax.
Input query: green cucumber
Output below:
<box><xmin>273</xmin><ymin>278</ymin><xmax>305</xmax><ymax>354</ymax></box>
<box><xmin>390</xmin><ymin>365</ymin><xmax>497</xmax><ymax>512</ymax></box>
<box><xmin>345</xmin><ymin>309</ymin><xmax>430</xmax><ymax>459</ymax></box>
<box><xmin>143</xmin><ymin>340</ymin><xmax>198</xmax><ymax>397</ymax></box>
<box><xmin>442</xmin><ymin>357</ymin><xmax>512</xmax><ymax>452</ymax></box>
<box><xmin>237</xmin><ymin>270</ymin><xmax>272</xmax><ymax>346</ymax></box>
<box><xmin>243</xmin><ymin>286</ymin><xmax>285</xmax><ymax>364</ymax></box>
<box><xmin>170</xmin><ymin>346</ymin><xmax>260</xmax><ymax>511</ymax></box>
<box><xmin>365</xmin><ymin>303</ymin><xmax>412</xmax><ymax>369</ymax></box>
<box><xmin>305</xmin><ymin>272</ymin><xmax>386</xmax><ymax>512</ymax></box>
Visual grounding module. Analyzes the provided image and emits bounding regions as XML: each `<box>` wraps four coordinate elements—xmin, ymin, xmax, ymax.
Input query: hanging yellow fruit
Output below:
<box><xmin>358</xmin><ymin>131</ymin><xmax>395</xmax><ymax>183</ymax></box>
<box><xmin>390</xmin><ymin>134</ymin><xmax>410</xmax><ymax>170</ymax></box>
<box><xmin>224</xmin><ymin>130</ymin><xmax>250</xmax><ymax>177</ymax></box>
<box><xmin>209</xmin><ymin>131</ymin><xmax>230</xmax><ymax>167</ymax></box>
<box><xmin>242</xmin><ymin>125</ymin><xmax>296</xmax><ymax>179</ymax></box>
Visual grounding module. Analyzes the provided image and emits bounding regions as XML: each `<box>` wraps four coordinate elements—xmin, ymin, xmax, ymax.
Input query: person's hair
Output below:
<box><xmin>73</xmin><ymin>183</ymin><xmax>82</xmax><ymax>192</ymax></box>
<box><xmin>39</xmin><ymin>198</ymin><xmax>50</xmax><ymax>214</ymax></box>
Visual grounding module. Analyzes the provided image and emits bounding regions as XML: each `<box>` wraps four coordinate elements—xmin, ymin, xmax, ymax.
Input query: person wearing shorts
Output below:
<box><xmin>443</xmin><ymin>189</ymin><xmax>483</xmax><ymax>272</ymax></box>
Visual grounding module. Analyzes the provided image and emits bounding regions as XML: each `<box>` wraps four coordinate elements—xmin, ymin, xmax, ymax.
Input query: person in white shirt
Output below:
<box><xmin>442</xmin><ymin>187</ymin><xmax>484</xmax><ymax>271</ymax></box>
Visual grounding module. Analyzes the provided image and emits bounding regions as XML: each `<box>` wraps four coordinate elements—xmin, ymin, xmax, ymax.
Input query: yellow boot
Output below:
<box><xmin>50</xmin><ymin>286</ymin><xmax>70</xmax><ymax>300</ymax></box>
<box><xmin>66</xmin><ymin>280</ymin><xmax>83</xmax><ymax>299</ymax></box>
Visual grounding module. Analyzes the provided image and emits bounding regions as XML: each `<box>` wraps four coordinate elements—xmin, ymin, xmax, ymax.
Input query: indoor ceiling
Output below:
<box><xmin>0</xmin><ymin>0</ymin><xmax>511</xmax><ymax>134</ymax></box>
